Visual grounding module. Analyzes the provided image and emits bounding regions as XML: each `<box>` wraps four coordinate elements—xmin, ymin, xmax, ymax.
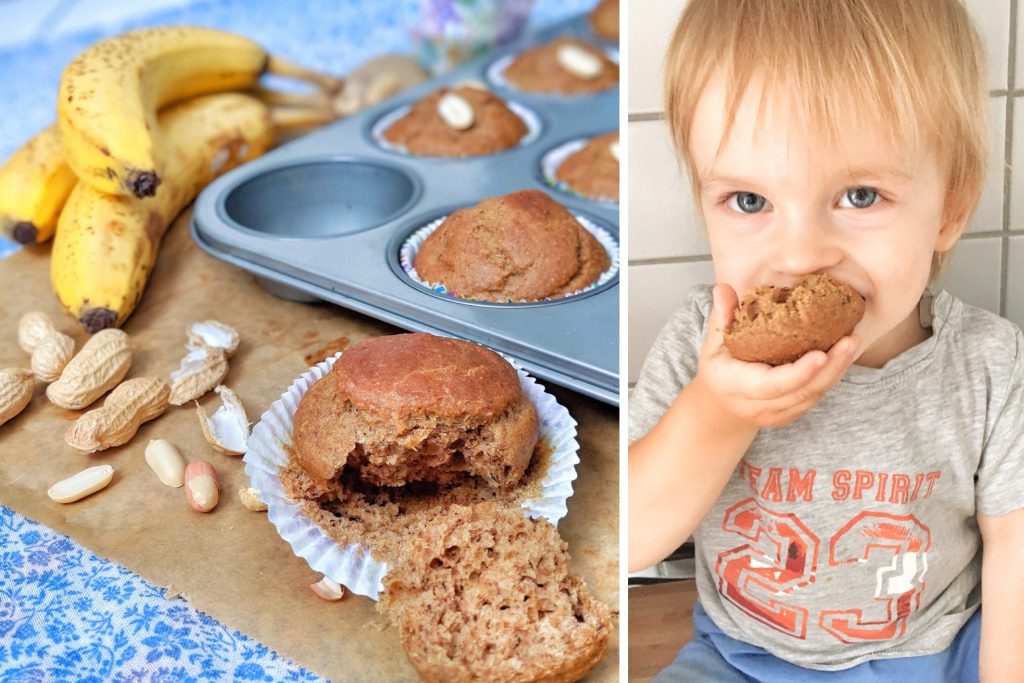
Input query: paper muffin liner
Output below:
<box><xmin>371</xmin><ymin>99</ymin><xmax>542</xmax><ymax>156</ymax></box>
<box><xmin>486</xmin><ymin>45</ymin><xmax>620</xmax><ymax>94</ymax></box>
<box><xmin>399</xmin><ymin>212</ymin><xmax>620</xmax><ymax>304</ymax></box>
<box><xmin>243</xmin><ymin>351</ymin><xmax>580</xmax><ymax>601</ymax></box>
<box><xmin>541</xmin><ymin>136</ymin><xmax>619</xmax><ymax>206</ymax></box>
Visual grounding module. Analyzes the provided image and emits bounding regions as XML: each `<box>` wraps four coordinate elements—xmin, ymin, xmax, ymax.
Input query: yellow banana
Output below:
<box><xmin>0</xmin><ymin>125</ymin><xmax>77</xmax><ymax>244</ymax></box>
<box><xmin>52</xmin><ymin>93</ymin><xmax>275</xmax><ymax>333</ymax></box>
<box><xmin>58</xmin><ymin>25</ymin><xmax>341</xmax><ymax>198</ymax></box>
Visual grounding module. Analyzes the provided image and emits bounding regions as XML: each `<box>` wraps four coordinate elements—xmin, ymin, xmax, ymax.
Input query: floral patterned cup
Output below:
<box><xmin>404</xmin><ymin>0</ymin><xmax>535</xmax><ymax>74</ymax></box>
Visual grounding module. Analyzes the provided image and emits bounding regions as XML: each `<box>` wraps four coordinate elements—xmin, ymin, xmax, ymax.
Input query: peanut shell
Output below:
<box><xmin>47</xmin><ymin>329</ymin><xmax>131</xmax><ymax>410</ymax></box>
<box><xmin>169</xmin><ymin>345</ymin><xmax>228</xmax><ymax>406</ymax></box>
<box><xmin>65</xmin><ymin>377</ymin><xmax>170</xmax><ymax>452</ymax></box>
<box><xmin>0</xmin><ymin>368</ymin><xmax>34</xmax><ymax>427</ymax></box>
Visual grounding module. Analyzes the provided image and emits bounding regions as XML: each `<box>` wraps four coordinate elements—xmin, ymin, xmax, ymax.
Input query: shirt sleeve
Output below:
<box><xmin>976</xmin><ymin>327</ymin><xmax>1024</xmax><ymax>517</ymax></box>
<box><xmin>628</xmin><ymin>286</ymin><xmax>712</xmax><ymax>444</ymax></box>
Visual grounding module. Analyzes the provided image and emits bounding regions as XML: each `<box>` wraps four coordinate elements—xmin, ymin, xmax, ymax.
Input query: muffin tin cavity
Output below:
<box><xmin>394</xmin><ymin>209</ymin><xmax>619</xmax><ymax>307</ymax></box>
<box><xmin>371</xmin><ymin>100</ymin><xmax>543</xmax><ymax>157</ymax></box>
<box><xmin>193</xmin><ymin>12</ymin><xmax>619</xmax><ymax>404</ymax></box>
<box><xmin>223</xmin><ymin>159</ymin><xmax>419</xmax><ymax>238</ymax></box>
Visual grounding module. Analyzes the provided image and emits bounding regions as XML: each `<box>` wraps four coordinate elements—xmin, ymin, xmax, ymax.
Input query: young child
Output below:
<box><xmin>628</xmin><ymin>1</ymin><xmax>1024</xmax><ymax>681</ymax></box>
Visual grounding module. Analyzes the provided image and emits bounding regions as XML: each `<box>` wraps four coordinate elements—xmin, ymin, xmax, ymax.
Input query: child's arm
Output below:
<box><xmin>978</xmin><ymin>508</ymin><xmax>1024</xmax><ymax>681</ymax></box>
<box><xmin>628</xmin><ymin>284</ymin><xmax>859</xmax><ymax>572</ymax></box>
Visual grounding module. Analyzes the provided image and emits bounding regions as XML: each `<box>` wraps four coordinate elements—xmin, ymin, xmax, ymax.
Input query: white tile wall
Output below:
<box><xmin>1017</xmin><ymin>1</ymin><xmax>1023</xmax><ymax>89</ymax></box>
<box><xmin>964</xmin><ymin>0</ymin><xmax>1011</xmax><ymax>91</ymax></box>
<box><xmin>1012</xmin><ymin>96</ymin><xmax>1024</xmax><ymax>227</ymax></box>
<box><xmin>967</xmin><ymin>98</ymin><xmax>1006</xmax><ymax>233</ymax></box>
<box><xmin>626</xmin><ymin>0</ymin><xmax>686</xmax><ymax>113</ymax></box>
<box><xmin>1004</xmin><ymin>236</ymin><xmax>1024</xmax><ymax>323</ymax></box>
<box><xmin>935</xmin><ymin>237</ymin><xmax>1004</xmax><ymax>312</ymax></box>
<box><xmin>629</xmin><ymin>0</ymin><xmax>1021</xmax><ymax>385</ymax></box>
<box><xmin>628</xmin><ymin>260</ymin><xmax>715</xmax><ymax>382</ymax></box>
<box><xmin>628</xmin><ymin>119</ymin><xmax>707</xmax><ymax>260</ymax></box>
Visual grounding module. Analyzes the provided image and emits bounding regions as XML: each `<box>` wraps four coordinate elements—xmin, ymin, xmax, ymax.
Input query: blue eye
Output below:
<box><xmin>839</xmin><ymin>187</ymin><xmax>880</xmax><ymax>209</ymax></box>
<box><xmin>728</xmin><ymin>192</ymin><xmax>767</xmax><ymax>214</ymax></box>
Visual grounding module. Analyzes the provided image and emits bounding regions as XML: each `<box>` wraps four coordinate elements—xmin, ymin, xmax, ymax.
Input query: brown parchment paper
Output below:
<box><xmin>0</xmin><ymin>210</ymin><xmax>619</xmax><ymax>681</ymax></box>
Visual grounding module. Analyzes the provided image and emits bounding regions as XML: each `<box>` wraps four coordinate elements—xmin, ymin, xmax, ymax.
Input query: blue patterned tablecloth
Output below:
<box><xmin>0</xmin><ymin>0</ymin><xmax>594</xmax><ymax>679</ymax></box>
<box><xmin>0</xmin><ymin>506</ymin><xmax>322</xmax><ymax>683</ymax></box>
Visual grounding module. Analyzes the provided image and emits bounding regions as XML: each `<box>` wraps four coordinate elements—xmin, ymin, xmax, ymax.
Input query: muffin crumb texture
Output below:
<box><xmin>724</xmin><ymin>274</ymin><xmax>865</xmax><ymax>365</ymax></box>
<box><xmin>293</xmin><ymin>333</ymin><xmax>538</xmax><ymax>489</ymax></box>
<box><xmin>379</xmin><ymin>502</ymin><xmax>612</xmax><ymax>683</ymax></box>
<box><xmin>285</xmin><ymin>333</ymin><xmax>613</xmax><ymax>681</ymax></box>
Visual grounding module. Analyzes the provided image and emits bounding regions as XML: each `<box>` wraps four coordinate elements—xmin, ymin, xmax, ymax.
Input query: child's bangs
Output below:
<box><xmin>665</xmin><ymin>0</ymin><xmax>988</xmax><ymax>204</ymax></box>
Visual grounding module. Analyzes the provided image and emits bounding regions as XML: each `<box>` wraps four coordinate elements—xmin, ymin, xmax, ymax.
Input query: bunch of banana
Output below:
<box><xmin>0</xmin><ymin>25</ymin><xmax>348</xmax><ymax>331</ymax></box>
<box><xmin>0</xmin><ymin>126</ymin><xmax>77</xmax><ymax>245</ymax></box>
<box><xmin>51</xmin><ymin>93</ymin><xmax>276</xmax><ymax>333</ymax></box>
<box><xmin>57</xmin><ymin>25</ymin><xmax>342</xmax><ymax>198</ymax></box>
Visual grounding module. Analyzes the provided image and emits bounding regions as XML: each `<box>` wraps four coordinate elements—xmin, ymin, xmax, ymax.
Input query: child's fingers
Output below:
<box><xmin>758</xmin><ymin>336</ymin><xmax>858</xmax><ymax>408</ymax></box>
<box><xmin>705</xmin><ymin>283</ymin><xmax>738</xmax><ymax>349</ymax></box>
<box><xmin>751</xmin><ymin>350</ymin><xmax>828</xmax><ymax>399</ymax></box>
<box><xmin>792</xmin><ymin>335</ymin><xmax>860</xmax><ymax>403</ymax></box>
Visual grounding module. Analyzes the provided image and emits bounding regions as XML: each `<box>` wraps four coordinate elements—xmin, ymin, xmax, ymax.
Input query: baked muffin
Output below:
<box><xmin>590</xmin><ymin>0</ymin><xmax>619</xmax><ymax>42</ymax></box>
<box><xmin>724</xmin><ymin>274</ymin><xmax>866</xmax><ymax>365</ymax></box>
<box><xmin>413</xmin><ymin>189</ymin><xmax>611</xmax><ymax>302</ymax></box>
<box><xmin>293</xmin><ymin>333</ymin><xmax>539</xmax><ymax>489</ymax></box>
<box><xmin>379</xmin><ymin>502</ymin><xmax>613</xmax><ymax>683</ymax></box>
<box><xmin>555</xmin><ymin>132</ymin><xmax>619</xmax><ymax>201</ymax></box>
<box><xmin>383</xmin><ymin>85</ymin><xmax>528</xmax><ymax>157</ymax></box>
<box><xmin>504</xmin><ymin>37</ymin><xmax>618</xmax><ymax>95</ymax></box>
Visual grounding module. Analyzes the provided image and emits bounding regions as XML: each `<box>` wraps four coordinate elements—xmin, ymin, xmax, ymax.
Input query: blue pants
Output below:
<box><xmin>654</xmin><ymin>602</ymin><xmax>981</xmax><ymax>683</ymax></box>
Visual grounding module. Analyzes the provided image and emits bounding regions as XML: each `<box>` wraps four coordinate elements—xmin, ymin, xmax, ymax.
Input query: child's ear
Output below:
<box><xmin>935</xmin><ymin>198</ymin><xmax>972</xmax><ymax>252</ymax></box>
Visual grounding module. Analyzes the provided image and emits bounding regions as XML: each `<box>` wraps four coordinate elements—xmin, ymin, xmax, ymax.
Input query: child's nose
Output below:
<box><xmin>770</xmin><ymin>218</ymin><xmax>843</xmax><ymax>276</ymax></box>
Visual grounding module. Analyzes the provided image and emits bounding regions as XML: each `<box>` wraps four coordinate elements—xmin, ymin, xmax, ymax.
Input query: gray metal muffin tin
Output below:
<box><xmin>191</xmin><ymin>13</ymin><xmax>619</xmax><ymax>405</ymax></box>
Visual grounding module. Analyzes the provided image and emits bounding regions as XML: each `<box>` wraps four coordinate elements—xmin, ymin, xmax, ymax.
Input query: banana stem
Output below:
<box><xmin>252</xmin><ymin>86</ymin><xmax>331</xmax><ymax>109</ymax></box>
<box><xmin>266</xmin><ymin>55</ymin><xmax>345</xmax><ymax>94</ymax></box>
<box><xmin>269</xmin><ymin>105</ymin><xmax>338</xmax><ymax>131</ymax></box>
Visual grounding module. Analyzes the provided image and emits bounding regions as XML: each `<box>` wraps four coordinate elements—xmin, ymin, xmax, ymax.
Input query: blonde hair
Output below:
<box><xmin>664</xmin><ymin>0</ymin><xmax>989</xmax><ymax>273</ymax></box>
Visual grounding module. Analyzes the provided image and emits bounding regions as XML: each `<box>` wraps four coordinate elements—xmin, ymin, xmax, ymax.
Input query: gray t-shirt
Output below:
<box><xmin>630</xmin><ymin>286</ymin><xmax>1024</xmax><ymax>671</ymax></box>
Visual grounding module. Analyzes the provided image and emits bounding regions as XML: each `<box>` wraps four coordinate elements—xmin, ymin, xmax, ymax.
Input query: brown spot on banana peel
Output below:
<box><xmin>12</xmin><ymin>222</ymin><xmax>38</xmax><ymax>245</ymax></box>
<box><xmin>80</xmin><ymin>308</ymin><xmax>118</xmax><ymax>333</ymax></box>
<box><xmin>127</xmin><ymin>170</ymin><xmax>159</xmax><ymax>198</ymax></box>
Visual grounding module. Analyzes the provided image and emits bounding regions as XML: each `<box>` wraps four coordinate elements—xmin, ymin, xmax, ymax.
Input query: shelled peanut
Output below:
<box><xmin>145</xmin><ymin>439</ymin><xmax>187</xmax><ymax>487</ymax></box>
<box><xmin>184</xmin><ymin>461</ymin><xmax>221</xmax><ymax>512</ymax></box>
<box><xmin>48</xmin><ymin>465</ymin><xmax>114</xmax><ymax>503</ymax></box>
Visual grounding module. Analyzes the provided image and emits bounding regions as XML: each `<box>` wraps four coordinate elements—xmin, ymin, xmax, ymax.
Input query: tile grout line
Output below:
<box><xmin>1001</xmin><ymin>0</ymin><xmax>1018</xmax><ymax>317</ymax></box>
<box><xmin>628</xmin><ymin>111</ymin><xmax>666</xmax><ymax>122</ymax></box>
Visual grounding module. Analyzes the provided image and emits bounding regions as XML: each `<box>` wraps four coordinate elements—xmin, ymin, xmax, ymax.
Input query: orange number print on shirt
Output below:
<box><xmin>819</xmin><ymin>513</ymin><xmax>931</xmax><ymax>643</ymax></box>
<box><xmin>715</xmin><ymin>502</ymin><xmax>932</xmax><ymax>644</ymax></box>
<box><xmin>715</xmin><ymin>498</ymin><xmax>820</xmax><ymax>638</ymax></box>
